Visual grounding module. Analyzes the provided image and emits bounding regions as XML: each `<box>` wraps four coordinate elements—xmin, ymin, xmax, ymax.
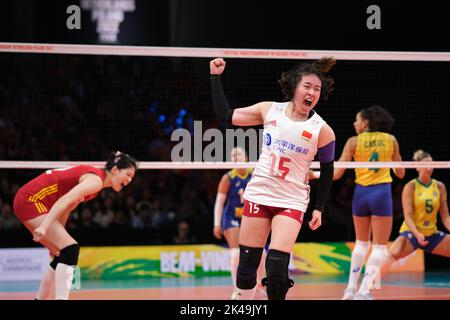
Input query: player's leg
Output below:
<box><xmin>382</xmin><ymin>234</ymin><xmax>416</xmax><ymax>277</ymax></box>
<box><xmin>43</xmin><ymin>222</ymin><xmax>79</xmax><ymax>300</ymax></box>
<box><xmin>223</xmin><ymin>226</ymin><xmax>240</xmax><ymax>298</ymax></box>
<box><xmin>236</xmin><ymin>201</ymin><xmax>271</xmax><ymax>300</ymax></box>
<box><xmin>254</xmin><ymin>247</ymin><xmax>267</xmax><ymax>299</ymax></box>
<box><xmin>35</xmin><ymin>253</ymin><xmax>58</xmax><ymax>300</ymax></box>
<box><xmin>343</xmin><ymin>215</ymin><xmax>371</xmax><ymax>299</ymax></box>
<box><xmin>343</xmin><ymin>184</ymin><xmax>372</xmax><ymax>299</ymax></box>
<box><xmin>265</xmin><ymin>209</ymin><xmax>303</xmax><ymax>300</ymax></box>
<box><xmin>356</xmin><ymin>216</ymin><xmax>392</xmax><ymax>297</ymax></box>
<box><xmin>358</xmin><ymin>233</ymin><xmax>416</xmax><ymax>300</ymax></box>
<box><xmin>25</xmin><ymin>216</ymin><xmax>79</xmax><ymax>300</ymax></box>
<box><xmin>23</xmin><ymin>215</ymin><xmax>60</xmax><ymax>300</ymax></box>
<box><xmin>356</xmin><ymin>184</ymin><xmax>393</xmax><ymax>299</ymax></box>
<box><xmin>430</xmin><ymin>233</ymin><xmax>450</xmax><ymax>257</ymax></box>
<box><xmin>23</xmin><ymin>215</ymin><xmax>60</xmax><ymax>255</ymax></box>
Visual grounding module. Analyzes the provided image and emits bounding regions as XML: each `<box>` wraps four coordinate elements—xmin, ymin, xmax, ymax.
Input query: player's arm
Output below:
<box><xmin>314</xmin><ymin>124</ymin><xmax>335</xmax><ymax>211</ymax></box>
<box><xmin>391</xmin><ymin>135</ymin><xmax>405</xmax><ymax>179</ymax></box>
<box><xmin>213</xmin><ymin>174</ymin><xmax>231</xmax><ymax>239</ymax></box>
<box><xmin>210</xmin><ymin>58</ymin><xmax>271</xmax><ymax>126</ymax></box>
<box><xmin>402</xmin><ymin>181</ymin><xmax>422</xmax><ymax>238</ymax></box>
<box><xmin>59</xmin><ymin>208</ymin><xmax>74</xmax><ymax>227</ymax></box>
<box><xmin>33</xmin><ymin>174</ymin><xmax>103</xmax><ymax>241</ymax></box>
<box><xmin>333</xmin><ymin>136</ymin><xmax>356</xmax><ymax>180</ymax></box>
<box><xmin>231</xmin><ymin>102</ymin><xmax>272</xmax><ymax>126</ymax></box>
<box><xmin>437</xmin><ymin>181</ymin><xmax>450</xmax><ymax>232</ymax></box>
<box><xmin>309</xmin><ymin>124</ymin><xmax>335</xmax><ymax>230</ymax></box>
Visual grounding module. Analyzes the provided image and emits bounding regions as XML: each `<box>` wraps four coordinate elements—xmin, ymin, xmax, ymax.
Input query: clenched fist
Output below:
<box><xmin>210</xmin><ymin>58</ymin><xmax>226</xmax><ymax>75</ymax></box>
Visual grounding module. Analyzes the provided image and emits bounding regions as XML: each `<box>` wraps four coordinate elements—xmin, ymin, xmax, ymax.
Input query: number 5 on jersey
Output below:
<box><xmin>270</xmin><ymin>153</ymin><xmax>291</xmax><ymax>179</ymax></box>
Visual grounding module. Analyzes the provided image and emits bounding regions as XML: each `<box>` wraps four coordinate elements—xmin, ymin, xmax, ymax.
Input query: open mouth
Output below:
<box><xmin>304</xmin><ymin>98</ymin><xmax>312</xmax><ymax>107</ymax></box>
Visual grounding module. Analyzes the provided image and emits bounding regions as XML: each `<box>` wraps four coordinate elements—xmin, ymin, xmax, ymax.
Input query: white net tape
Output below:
<box><xmin>1</xmin><ymin>42</ymin><xmax>448</xmax><ymax>171</ymax></box>
<box><xmin>1</xmin><ymin>42</ymin><xmax>449</xmax><ymax>61</ymax></box>
<box><xmin>0</xmin><ymin>161</ymin><xmax>449</xmax><ymax>170</ymax></box>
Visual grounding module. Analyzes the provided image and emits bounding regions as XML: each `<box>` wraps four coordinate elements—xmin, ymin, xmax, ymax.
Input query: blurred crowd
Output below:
<box><xmin>0</xmin><ymin>55</ymin><xmax>407</xmax><ymax>245</ymax></box>
<box><xmin>0</xmin><ymin>169</ymin><xmax>405</xmax><ymax>245</ymax></box>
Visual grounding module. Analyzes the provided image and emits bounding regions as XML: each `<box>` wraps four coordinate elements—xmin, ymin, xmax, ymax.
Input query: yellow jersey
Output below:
<box><xmin>226</xmin><ymin>168</ymin><xmax>253</xmax><ymax>218</ymax></box>
<box><xmin>399</xmin><ymin>179</ymin><xmax>440</xmax><ymax>236</ymax></box>
<box><xmin>354</xmin><ymin>132</ymin><xmax>394</xmax><ymax>186</ymax></box>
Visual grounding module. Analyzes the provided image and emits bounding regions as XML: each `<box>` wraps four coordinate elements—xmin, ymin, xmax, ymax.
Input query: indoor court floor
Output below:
<box><xmin>1</xmin><ymin>272</ymin><xmax>449</xmax><ymax>300</ymax></box>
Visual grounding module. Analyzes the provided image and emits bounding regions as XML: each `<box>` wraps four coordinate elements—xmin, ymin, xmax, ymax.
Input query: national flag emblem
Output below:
<box><xmin>302</xmin><ymin>130</ymin><xmax>312</xmax><ymax>139</ymax></box>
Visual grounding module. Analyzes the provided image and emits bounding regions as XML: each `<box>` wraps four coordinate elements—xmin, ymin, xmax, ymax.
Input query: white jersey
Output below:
<box><xmin>243</xmin><ymin>102</ymin><xmax>326</xmax><ymax>212</ymax></box>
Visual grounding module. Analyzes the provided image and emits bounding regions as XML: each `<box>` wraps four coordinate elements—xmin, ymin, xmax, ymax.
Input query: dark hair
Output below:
<box><xmin>105</xmin><ymin>151</ymin><xmax>137</xmax><ymax>171</ymax></box>
<box><xmin>278</xmin><ymin>57</ymin><xmax>336</xmax><ymax>101</ymax></box>
<box><xmin>413</xmin><ymin>149</ymin><xmax>431</xmax><ymax>161</ymax></box>
<box><xmin>359</xmin><ymin>105</ymin><xmax>395</xmax><ymax>132</ymax></box>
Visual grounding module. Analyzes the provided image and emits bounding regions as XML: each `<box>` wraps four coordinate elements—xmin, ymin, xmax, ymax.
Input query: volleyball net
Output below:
<box><xmin>0</xmin><ymin>42</ymin><xmax>449</xmax><ymax>245</ymax></box>
<box><xmin>0</xmin><ymin>42</ymin><xmax>449</xmax><ymax>165</ymax></box>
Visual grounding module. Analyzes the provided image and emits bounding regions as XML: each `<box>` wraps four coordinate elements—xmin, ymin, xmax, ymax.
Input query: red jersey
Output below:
<box><xmin>14</xmin><ymin>165</ymin><xmax>106</xmax><ymax>222</ymax></box>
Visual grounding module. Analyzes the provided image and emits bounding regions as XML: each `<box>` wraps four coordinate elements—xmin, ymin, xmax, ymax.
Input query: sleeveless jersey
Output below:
<box><xmin>399</xmin><ymin>179</ymin><xmax>440</xmax><ymax>236</ymax></box>
<box><xmin>223</xmin><ymin>168</ymin><xmax>253</xmax><ymax>219</ymax></box>
<box><xmin>354</xmin><ymin>131</ymin><xmax>394</xmax><ymax>186</ymax></box>
<box><xmin>244</xmin><ymin>102</ymin><xmax>326</xmax><ymax>212</ymax></box>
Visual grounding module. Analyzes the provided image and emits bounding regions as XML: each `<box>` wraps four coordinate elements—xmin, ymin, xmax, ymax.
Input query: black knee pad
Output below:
<box><xmin>264</xmin><ymin>249</ymin><xmax>294</xmax><ymax>300</ymax></box>
<box><xmin>50</xmin><ymin>255</ymin><xmax>60</xmax><ymax>270</ymax></box>
<box><xmin>236</xmin><ymin>245</ymin><xmax>263</xmax><ymax>289</ymax></box>
<box><xmin>58</xmin><ymin>244</ymin><xmax>80</xmax><ymax>266</ymax></box>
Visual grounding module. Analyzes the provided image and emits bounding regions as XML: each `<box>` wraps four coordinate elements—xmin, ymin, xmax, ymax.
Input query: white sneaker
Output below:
<box><xmin>354</xmin><ymin>292</ymin><xmax>373</xmax><ymax>300</ymax></box>
<box><xmin>342</xmin><ymin>287</ymin><xmax>356</xmax><ymax>300</ymax></box>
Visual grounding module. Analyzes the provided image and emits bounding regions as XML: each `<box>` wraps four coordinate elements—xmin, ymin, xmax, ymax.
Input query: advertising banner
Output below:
<box><xmin>0</xmin><ymin>248</ymin><xmax>48</xmax><ymax>281</ymax></box>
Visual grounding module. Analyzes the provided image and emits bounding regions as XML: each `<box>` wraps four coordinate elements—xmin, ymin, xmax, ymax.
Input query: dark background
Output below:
<box><xmin>0</xmin><ymin>0</ymin><xmax>449</xmax><ymax>271</ymax></box>
<box><xmin>0</xmin><ymin>0</ymin><xmax>449</xmax><ymax>51</ymax></box>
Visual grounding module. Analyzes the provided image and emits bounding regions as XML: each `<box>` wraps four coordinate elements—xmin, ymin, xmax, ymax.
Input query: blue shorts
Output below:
<box><xmin>399</xmin><ymin>231</ymin><xmax>446</xmax><ymax>253</ymax></box>
<box><xmin>221</xmin><ymin>214</ymin><xmax>241</xmax><ymax>230</ymax></box>
<box><xmin>352</xmin><ymin>183</ymin><xmax>393</xmax><ymax>217</ymax></box>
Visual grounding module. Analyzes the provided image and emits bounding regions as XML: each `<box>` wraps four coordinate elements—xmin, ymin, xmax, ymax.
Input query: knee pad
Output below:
<box><xmin>50</xmin><ymin>255</ymin><xmax>60</xmax><ymax>270</ymax></box>
<box><xmin>353</xmin><ymin>240</ymin><xmax>370</xmax><ymax>256</ymax></box>
<box><xmin>58</xmin><ymin>244</ymin><xmax>80</xmax><ymax>266</ymax></box>
<box><xmin>236</xmin><ymin>245</ymin><xmax>263</xmax><ymax>289</ymax></box>
<box><xmin>369</xmin><ymin>244</ymin><xmax>388</xmax><ymax>263</ymax></box>
<box><xmin>264</xmin><ymin>249</ymin><xmax>293</xmax><ymax>300</ymax></box>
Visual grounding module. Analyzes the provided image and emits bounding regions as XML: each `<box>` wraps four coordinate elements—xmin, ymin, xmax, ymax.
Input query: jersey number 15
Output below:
<box><xmin>270</xmin><ymin>153</ymin><xmax>291</xmax><ymax>179</ymax></box>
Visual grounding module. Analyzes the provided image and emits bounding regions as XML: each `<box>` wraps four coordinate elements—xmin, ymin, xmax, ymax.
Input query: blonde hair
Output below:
<box><xmin>413</xmin><ymin>149</ymin><xmax>431</xmax><ymax>161</ymax></box>
<box><xmin>231</xmin><ymin>146</ymin><xmax>246</xmax><ymax>154</ymax></box>
<box><xmin>230</xmin><ymin>146</ymin><xmax>248</xmax><ymax>160</ymax></box>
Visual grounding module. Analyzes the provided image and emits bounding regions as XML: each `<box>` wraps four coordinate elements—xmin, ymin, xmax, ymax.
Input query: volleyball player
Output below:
<box><xmin>13</xmin><ymin>151</ymin><xmax>137</xmax><ymax>300</ymax></box>
<box><xmin>210</xmin><ymin>57</ymin><xmax>336</xmax><ymax>300</ymax></box>
<box><xmin>213</xmin><ymin>147</ymin><xmax>265</xmax><ymax>299</ymax></box>
<box><xmin>332</xmin><ymin>106</ymin><xmax>405</xmax><ymax>300</ymax></box>
<box><xmin>359</xmin><ymin>150</ymin><xmax>450</xmax><ymax>298</ymax></box>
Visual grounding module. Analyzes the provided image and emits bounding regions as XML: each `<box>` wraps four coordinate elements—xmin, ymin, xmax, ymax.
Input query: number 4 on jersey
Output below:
<box><xmin>368</xmin><ymin>151</ymin><xmax>380</xmax><ymax>173</ymax></box>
